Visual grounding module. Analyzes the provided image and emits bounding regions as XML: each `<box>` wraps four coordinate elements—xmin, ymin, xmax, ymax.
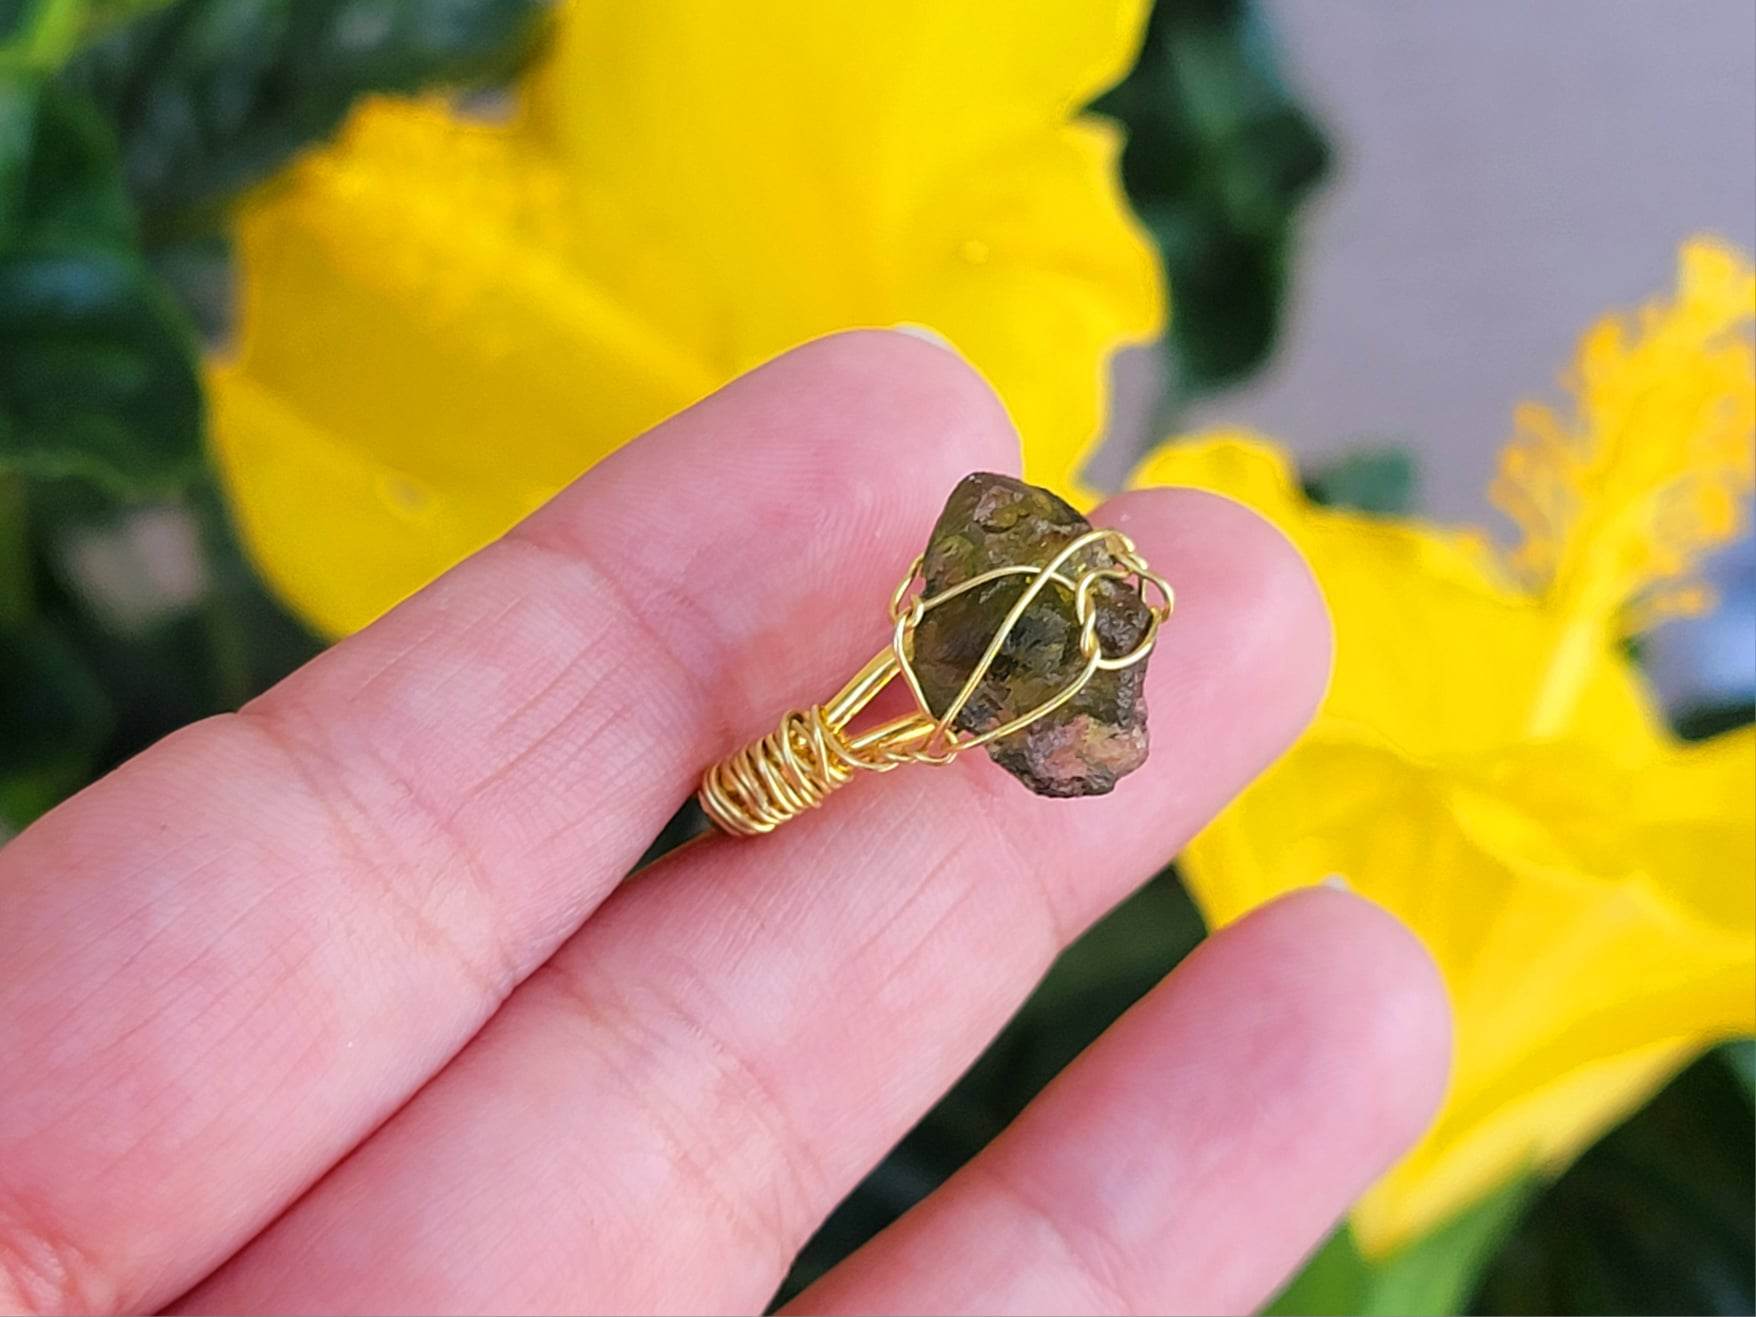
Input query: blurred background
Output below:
<box><xmin>1</xmin><ymin>2</ymin><xmax>1751</xmax><ymax>1313</ymax></box>
<box><xmin>1178</xmin><ymin>0</ymin><xmax>1756</xmax><ymax>726</ymax></box>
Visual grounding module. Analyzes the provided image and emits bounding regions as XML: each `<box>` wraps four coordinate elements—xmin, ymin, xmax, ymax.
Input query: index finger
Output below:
<box><xmin>0</xmin><ymin>331</ymin><xmax>1019</xmax><ymax>1314</ymax></box>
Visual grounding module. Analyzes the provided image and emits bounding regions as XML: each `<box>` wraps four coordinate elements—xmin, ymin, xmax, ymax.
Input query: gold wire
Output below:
<box><xmin>697</xmin><ymin>528</ymin><xmax>1173</xmax><ymax>837</ymax></box>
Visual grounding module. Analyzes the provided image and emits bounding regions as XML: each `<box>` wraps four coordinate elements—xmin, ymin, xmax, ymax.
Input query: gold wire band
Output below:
<box><xmin>697</xmin><ymin>528</ymin><xmax>1173</xmax><ymax>837</ymax></box>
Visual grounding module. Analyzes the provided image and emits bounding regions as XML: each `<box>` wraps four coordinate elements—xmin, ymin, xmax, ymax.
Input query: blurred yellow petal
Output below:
<box><xmin>1494</xmin><ymin>237</ymin><xmax>1756</xmax><ymax>639</ymax></box>
<box><xmin>1126</xmin><ymin>427</ymin><xmax>1310</xmax><ymax>523</ymax></box>
<box><xmin>1361</xmin><ymin>845</ymin><xmax>1753</xmax><ymax>1253</ymax></box>
<box><xmin>525</xmin><ymin>1</ymin><xmax>1152</xmax><ymax>199</ymax></box>
<box><xmin>523</xmin><ymin>0</ymin><xmax>1161</xmax><ymax>494</ymax></box>
<box><xmin>210</xmin><ymin>100</ymin><xmax>710</xmax><ymax>631</ymax></box>
<box><xmin>1355</xmin><ymin>1038</ymin><xmax>1698</xmax><ymax>1254</ymax></box>
<box><xmin>212</xmin><ymin>1</ymin><xmax>1161</xmax><ymax>635</ymax></box>
<box><xmin>1180</xmin><ymin>732</ymin><xmax>1755</xmax><ymax>1254</ymax></box>
<box><xmin>1618</xmin><ymin>727</ymin><xmax>1756</xmax><ymax>932</ymax></box>
<box><xmin>1128</xmin><ymin>434</ymin><xmax>1662</xmax><ymax>757</ymax></box>
<box><xmin>207</xmin><ymin>366</ymin><xmax>523</xmax><ymax>640</ymax></box>
<box><xmin>1131</xmin><ymin>273</ymin><xmax>1754</xmax><ymax>1255</ymax></box>
<box><xmin>910</xmin><ymin>120</ymin><xmax>1161</xmax><ymax>501</ymax></box>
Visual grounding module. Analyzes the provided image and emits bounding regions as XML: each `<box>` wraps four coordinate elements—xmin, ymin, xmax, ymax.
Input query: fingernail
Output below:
<box><xmin>1320</xmin><ymin>873</ymin><xmax>1351</xmax><ymax>891</ymax></box>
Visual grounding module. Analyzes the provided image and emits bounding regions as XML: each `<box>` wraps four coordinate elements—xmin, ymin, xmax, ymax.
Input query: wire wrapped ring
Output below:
<box><xmin>698</xmin><ymin>527</ymin><xmax>1172</xmax><ymax>837</ymax></box>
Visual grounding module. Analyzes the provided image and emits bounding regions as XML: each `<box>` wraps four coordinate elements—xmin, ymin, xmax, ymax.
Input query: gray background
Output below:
<box><xmin>1197</xmin><ymin>0</ymin><xmax>1756</xmax><ymax>523</ymax></box>
<box><xmin>1167</xmin><ymin>0</ymin><xmax>1756</xmax><ymax>708</ymax></box>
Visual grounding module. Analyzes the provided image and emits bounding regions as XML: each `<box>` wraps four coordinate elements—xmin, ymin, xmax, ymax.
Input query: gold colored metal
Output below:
<box><xmin>698</xmin><ymin>528</ymin><xmax>1173</xmax><ymax>837</ymax></box>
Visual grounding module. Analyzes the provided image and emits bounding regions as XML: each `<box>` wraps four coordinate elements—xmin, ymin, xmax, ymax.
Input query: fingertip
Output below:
<box><xmin>803</xmin><ymin>880</ymin><xmax>1456</xmax><ymax>1317</ymax></box>
<box><xmin>1229</xmin><ymin>886</ymin><xmax>1453</xmax><ymax>1157</ymax></box>
<box><xmin>739</xmin><ymin>329</ymin><xmax>1024</xmax><ymax>481</ymax></box>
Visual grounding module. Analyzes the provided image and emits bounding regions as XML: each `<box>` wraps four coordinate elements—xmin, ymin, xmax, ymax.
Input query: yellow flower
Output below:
<box><xmin>1130</xmin><ymin>237</ymin><xmax>1756</xmax><ymax>1255</ymax></box>
<box><xmin>207</xmin><ymin>0</ymin><xmax>1162</xmax><ymax>636</ymax></box>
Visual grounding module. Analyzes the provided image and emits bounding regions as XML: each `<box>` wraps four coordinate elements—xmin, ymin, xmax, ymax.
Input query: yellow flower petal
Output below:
<box><xmin>1128</xmin><ymin>434</ymin><xmax>1663</xmax><ymax>757</ymax></box>
<box><xmin>1354</xmin><ymin>1037</ymin><xmax>1699</xmax><ymax>1254</ymax></box>
<box><xmin>525</xmin><ymin>1</ymin><xmax>1152</xmax><ymax>192</ymax></box>
<box><xmin>211</xmin><ymin>100</ymin><xmax>710</xmax><ymax>632</ymax></box>
<box><xmin>908</xmin><ymin>119</ymin><xmax>1161</xmax><ymax>501</ymax></box>
<box><xmin>1128</xmin><ymin>428</ymin><xmax>1311</xmax><ymax>522</ymax></box>
<box><xmin>1622</xmin><ymin>727</ymin><xmax>1756</xmax><ymax>932</ymax></box>
<box><xmin>1132</xmin><ymin>420</ymin><xmax>1754</xmax><ymax>1255</ymax></box>
<box><xmin>207</xmin><ymin>364</ymin><xmax>523</xmax><ymax>640</ymax></box>
<box><xmin>212</xmin><ymin>4</ymin><xmax>1161</xmax><ymax>634</ymax></box>
<box><xmin>523</xmin><ymin>0</ymin><xmax>1162</xmax><ymax>496</ymax></box>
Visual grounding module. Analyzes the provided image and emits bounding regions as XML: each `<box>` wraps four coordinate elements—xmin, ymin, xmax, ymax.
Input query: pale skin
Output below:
<box><xmin>0</xmin><ymin>332</ymin><xmax>1451</xmax><ymax>1316</ymax></box>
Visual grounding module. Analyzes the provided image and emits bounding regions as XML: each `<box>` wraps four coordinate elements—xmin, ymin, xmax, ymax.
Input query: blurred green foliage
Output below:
<box><xmin>1095</xmin><ymin>0</ymin><xmax>1329</xmax><ymax>421</ymax></box>
<box><xmin>1270</xmin><ymin>1177</ymin><xmax>1536</xmax><ymax>1317</ymax></box>
<box><xmin>1305</xmin><ymin>444</ymin><xmax>1419</xmax><ymax>515</ymax></box>
<box><xmin>1474</xmin><ymin>1050</ymin><xmax>1756</xmax><ymax>1316</ymax></box>
<box><xmin>63</xmin><ymin>0</ymin><xmax>544</xmax><ymax>239</ymax></box>
<box><xmin>0</xmin><ymin>0</ymin><xmax>548</xmax><ymax>831</ymax></box>
<box><xmin>0</xmin><ymin>80</ymin><xmax>202</xmax><ymax>487</ymax></box>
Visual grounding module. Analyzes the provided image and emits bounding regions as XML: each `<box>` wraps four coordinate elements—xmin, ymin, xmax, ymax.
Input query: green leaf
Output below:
<box><xmin>1268</xmin><ymin>1176</ymin><xmax>1535</xmax><ymax>1317</ymax></box>
<box><xmin>0</xmin><ymin>471</ymin><xmax>28</xmax><ymax>624</ymax></box>
<box><xmin>1472</xmin><ymin>1053</ymin><xmax>1755</xmax><ymax>1315</ymax></box>
<box><xmin>1669</xmin><ymin>699</ymin><xmax>1756</xmax><ymax>742</ymax></box>
<box><xmin>0</xmin><ymin>79</ymin><xmax>202</xmax><ymax>487</ymax></box>
<box><xmin>1304</xmin><ymin>446</ymin><xmax>1420</xmax><ymax>516</ymax></box>
<box><xmin>0</xmin><ymin>69</ymin><xmax>41</xmax><ymax>236</ymax></box>
<box><xmin>65</xmin><ymin>0</ymin><xmax>550</xmax><ymax>236</ymax></box>
<box><xmin>0</xmin><ymin>614</ymin><xmax>112</xmax><ymax>826</ymax></box>
<box><xmin>0</xmin><ymin>0</ymin><xmax>26</xmax><ymax>46</ymax></box>
<box><xmin>1093</xmin><ymin>0</ymin><xmax>1329</xmax><ymax>407</ymax></box>
<box><xmin>2</xmin><ymin>0</ymin><xmax>175</xmax><ymax>70</ymax></box>
<box><xmin>0</xmin><ymin>243</ymin><xmax>203</xmax><ymax>484</ymax></box>
<box><xmin>1</xmin><ymin>73</ymin><xmax>131</xmax><ymax>243</ymax></box>
<box><xmin>1267</xmin><ymin>1227</ymin><xmax>1371</xmax><ymax>1317</ymax></box>
<box><xmin>0</xmin><ymin>0</ymin><xmax>84</xmax><ymax>70</ymax></box>
<box><xmin>1366</xmin><ymin>1177</ymin><xmax>1537</xmax><ymax>1315</ymax></box>
<box><xmin>1722</xmin><ymin>1039</ymin><xmax>1755</xmax><ymax>1100</ymax></box>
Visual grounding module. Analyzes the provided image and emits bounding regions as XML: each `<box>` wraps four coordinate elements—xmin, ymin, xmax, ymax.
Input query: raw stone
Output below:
<box><xmin>911</xmin><ymin>472</ymin><xmax>1152</xmax><ymax>797</ymax></box>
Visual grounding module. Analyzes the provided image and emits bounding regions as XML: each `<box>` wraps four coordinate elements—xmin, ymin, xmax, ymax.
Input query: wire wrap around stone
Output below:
<box><xmin>698</xmin><ymin>527</ymin><xmax>1173</xmax><ymax>837</ymax></box>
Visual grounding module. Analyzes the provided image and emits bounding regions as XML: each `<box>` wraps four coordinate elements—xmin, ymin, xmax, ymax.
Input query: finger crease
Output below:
<box><xmin>500</xmin><ymin>527</ymin><xmax>741</xmax><ymax>759</ymax></box>
<box><xmin>535</xmin><ymin>954</ymin><xmax>826</xmax><ymax>1266</ymax></box>
<box><xmin>232</xmin><ymin>706</ymin><xmax>519</xmax><ymax>1006</ymax></box>
<box><xmin>970</xmin><ymin>1158</ymin><xmax>1142</xmax><ymax>1317</ymax></box>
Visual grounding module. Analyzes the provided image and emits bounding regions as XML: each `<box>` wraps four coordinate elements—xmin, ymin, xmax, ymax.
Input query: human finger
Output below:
<box><xmin>178</xmin><ymin>486</ymin><xmax>1333</xmax><ymax>1315</ymax></box>
<box><xmin>791</xmin><ymin>887</ymin><xmax>1451</xmax><ymax>1316</ymax></box>
<box><xmin>0</xmin><ymin>331</ymin><xmax>1019</xmax><ymax>1314</ymax></box>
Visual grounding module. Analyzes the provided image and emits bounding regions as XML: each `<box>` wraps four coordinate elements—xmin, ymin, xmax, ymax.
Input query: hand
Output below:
<box><xmin>0</xmin><ymin>333</ymin><xmax>1449</xmax><ymax>1316</ymax></box>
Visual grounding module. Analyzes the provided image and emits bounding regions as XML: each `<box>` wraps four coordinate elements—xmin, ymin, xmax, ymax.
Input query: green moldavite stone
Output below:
<box><xmin>912</xmin><ymin>472</ymin><xmax>1152</xmax><ymax>797</ymax></box>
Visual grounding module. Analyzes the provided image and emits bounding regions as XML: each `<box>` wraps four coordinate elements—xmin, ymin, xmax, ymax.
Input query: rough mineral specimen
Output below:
<box><xmin>911</xmin><ymin>472</ymin><xmax>1152</xmax><ymax>797</ymax></box>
